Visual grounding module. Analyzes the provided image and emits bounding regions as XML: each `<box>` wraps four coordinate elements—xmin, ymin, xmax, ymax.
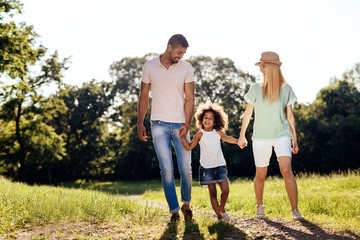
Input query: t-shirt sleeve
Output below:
<box><xmin>185</xmin><ymin>62</ymin><xmax>195</xmax><ymax>83</ymax></box>
<box><xmin>244</xmin><ymin>84</ymin><xmax>256</xmax><ymax>104</ymax></box>
<box><xmin>141</xmin><ymin>63</ymin><xmax>151</xmax><ymax>83</ymax></box>
<box><xmin>286</xmin><ymin>85</ymin><xmax>298</xmax><ymax>106</ymax></box>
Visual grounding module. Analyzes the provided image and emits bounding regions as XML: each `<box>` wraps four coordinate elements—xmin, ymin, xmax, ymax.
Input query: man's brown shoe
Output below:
<box><xmin>170</xmin><ymin>212</ymin><xmax>180</xmax><ymax>222</ymax></box>
<box><xmin>181</xmin><ymin>205</ymin><xmax>193</xmax><ymax>221</ymax></box>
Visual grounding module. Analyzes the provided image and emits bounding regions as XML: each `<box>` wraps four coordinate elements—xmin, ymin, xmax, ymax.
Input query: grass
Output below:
<box><xmin>0</xmin><ymin>176</ymin><xmax>165</xmax><ymax>234</ymax></box>
<box><xmin>142</xmin><ymin>170</ymin><xmax>360</xmax><ymax>234</ymax></box>
<box><xmin>61</xmin><ymin>179</ymin><xmax>164</xmax><ymax>195</ymax></box>
<box><xmin>0</xmin><ymin>170</ymin><xmax>359</xmax><ymax>238</ymax></box>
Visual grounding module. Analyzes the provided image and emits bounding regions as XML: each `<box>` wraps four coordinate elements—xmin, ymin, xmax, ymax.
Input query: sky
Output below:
<box><xmin>14</xmin><ymin>0</ymin><xmax>360</xmax><ymax>104</ymax></box>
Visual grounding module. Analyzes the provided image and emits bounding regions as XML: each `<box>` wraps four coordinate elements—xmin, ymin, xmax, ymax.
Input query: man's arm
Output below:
<box><xmin>137</xmin><ymin>82</ymin><xmax>151</xmax><ymax>142</ymax></box>
<box><xmin>179</xmin><ymin>82</ymin><xmax>195</xmax><ymax>136</ymax></box>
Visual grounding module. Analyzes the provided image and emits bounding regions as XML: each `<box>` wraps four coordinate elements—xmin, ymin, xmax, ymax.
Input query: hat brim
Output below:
<box><xmin>255</xmin><ymin>61</ymin><xmax>282</xmax><ymax>66</ymax></box>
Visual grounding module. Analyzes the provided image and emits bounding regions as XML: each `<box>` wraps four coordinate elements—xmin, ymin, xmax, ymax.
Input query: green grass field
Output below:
<box><xmin>1</xmin><ymin>170</ymin><xmax>359</xmax><ymax>237</ymax></box>
<box><xmin>141</xmin><ymin>171</ymin><xmax>360</xmax><ymax>233</ymax></box>
<box><xmin>0</xmin><ymin>177</ymin><xmax>165</xmax><ymax>233</ymax></box>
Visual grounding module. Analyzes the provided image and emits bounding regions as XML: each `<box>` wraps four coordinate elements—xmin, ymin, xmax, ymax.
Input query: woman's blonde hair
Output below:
<box><xmin>195</xmin><ymin>102</ymin><xmax>229</xmax><ymax>132</ymax></box>
<box><xmin>262</xmin><ymin>63</ymin><xmax>286</xmax><ymax>104</ymax></box>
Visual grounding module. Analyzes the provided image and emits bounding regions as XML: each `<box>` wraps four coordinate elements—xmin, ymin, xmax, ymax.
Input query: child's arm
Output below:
<box><xmin>238</xmin><ymin>103</ymin><xmax>254</xmax><ymax>149</ymax></box>
<box><xmin>180</xmin><ymin>131</ymin><xmax>203</xmax><ymax>151</ymax></box>
<box><xmin>216</xmin><ymin>130</ymin><xmax>238</xmax><ymax>144</ymax></box>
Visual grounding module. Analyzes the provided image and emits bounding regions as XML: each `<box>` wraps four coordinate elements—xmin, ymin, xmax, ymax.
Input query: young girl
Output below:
<box><xmin>179</xmin><ymin>102</ymin><xmax>238</xmax><ymax>221</ymax></box>
<box><xmin>238</xmin><ymin>51</ymin><xmax>304</xmax><ymax>220</ymax></box>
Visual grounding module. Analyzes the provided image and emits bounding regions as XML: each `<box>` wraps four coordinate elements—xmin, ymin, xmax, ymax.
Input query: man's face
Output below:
<box><xmin>168</xmin><ymin>46</ymin><xmax>187</xmax><ymax>64</ymax></box>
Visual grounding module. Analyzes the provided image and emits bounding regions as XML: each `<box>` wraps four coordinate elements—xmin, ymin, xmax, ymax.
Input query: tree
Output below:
<box><xmin>47</xmin><ymin>80</ymin><xmax>118</xmax><ymax>180</ymax></box>
<box><xmin>108</xmin><ymin>54</ymin><xmax>256</xmax><ymax>179</ymax></box>
<box><xmin>293</xmin><ymin>80</ymin><xmax>360</xmax><ymax>173</ymax></box>
<box><xmin>0</xmin><ymin>0</ymin><xmax>41</xmax><ymax>79</ymax></box>
<box><xmin>331</xmin><ymin>62</ymin><xmax>360</xmax><ymax>90</ymax></box>
<box><xmin>0</xmin><ymin>1</ymin><xmax>69</xmax><ymax>182</ymax></box>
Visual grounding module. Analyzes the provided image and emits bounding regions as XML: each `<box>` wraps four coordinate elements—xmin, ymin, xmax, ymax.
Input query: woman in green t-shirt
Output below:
<box><xmin>238</xmin><ymin>51</ymin><xmax>304</xmax><ymax>220</ymax></box>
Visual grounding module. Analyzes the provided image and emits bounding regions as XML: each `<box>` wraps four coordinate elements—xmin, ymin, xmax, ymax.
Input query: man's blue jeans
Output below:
<box><xmin>151</xmin><ymin>120</ymin><xmax>192</xmax><ymax>213</ymax></box>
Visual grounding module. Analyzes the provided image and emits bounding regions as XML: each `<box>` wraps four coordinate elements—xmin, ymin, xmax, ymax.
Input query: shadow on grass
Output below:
<box><xmin>61</xmin><ymin>179</ymin><xmax>201</xmax><ymax>195</ymax></box>
<box><xmin>61</xmin><ymin>179</ymin><xmax>164</xmax><ymax>195</ymax></box>
<box><xmin>183</xmin><ymin>220</ymin><xmax>204</xmax><ymax>240</ymax></box>
<box><xmin>159</xmin><ymin>220</ymin><xmax>179</xmax><ymax>240</ymax></box>
<box><xmin>208</xmin><ymin>221</ymin><xmax>247</xmax><ymax>240</ymax></box>
<box><xmin>264</xmin><ymin>218</ymin><xmax>357</xmax><ymax>240</ymax></box>
<box><xmin>159</xmin><ymin>220</ymin><xmax>204</xmax><ymax>240</ymax></box>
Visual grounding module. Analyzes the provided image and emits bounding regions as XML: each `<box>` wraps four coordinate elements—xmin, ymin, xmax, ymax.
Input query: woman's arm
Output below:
<box><xmin>180</xmin><ymin>131</ymin><xmax>202</xmax><ymax>151</ymax></box>
<box><xmin>217</xmin><ymin>131</ymin><xmax>238</xmax><ymax>144</ymax></box>
<box><xmin>238</xmin><ymin>103</ymin><xmax>254</xmax><ymax>149</ymax></box>
<box><xmin>286</xmin><ymin>104</ymin><xmax>299</xmax><ymax>154</ymax></box>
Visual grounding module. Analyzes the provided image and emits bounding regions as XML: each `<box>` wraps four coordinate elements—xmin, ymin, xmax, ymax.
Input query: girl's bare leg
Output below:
<box><xmin>218</xmin><ymin>181</ymin><xmax>229</xmax><ymax>213</ymax></box>
<box><xmin>208</xmin><ymin>183</ymin><xmax>222</xmax><ymax>219</ymax></box>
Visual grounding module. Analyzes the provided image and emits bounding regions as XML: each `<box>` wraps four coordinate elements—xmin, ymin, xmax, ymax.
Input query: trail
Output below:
<box><xmin>2</xmin><ymin>195</ymin><xmax>359</xmax><ymax>240</ymax></box>
<box><xmin>125</xmin><ymin>194</ymin><xmax>360</xmax><ymax>240</ymax></box>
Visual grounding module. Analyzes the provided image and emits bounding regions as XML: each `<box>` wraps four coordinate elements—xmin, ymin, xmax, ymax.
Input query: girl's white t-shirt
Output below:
<box><xmin>199</xmin><ymin>129</ymin><xmax>226</xmax><ymax>168</ymax></box>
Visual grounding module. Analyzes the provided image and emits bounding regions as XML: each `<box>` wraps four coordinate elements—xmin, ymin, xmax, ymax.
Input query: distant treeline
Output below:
<box><xmin>1</xmin><ymin>0</ymin><xmax>360</xmax><ymax>183</ymax></box>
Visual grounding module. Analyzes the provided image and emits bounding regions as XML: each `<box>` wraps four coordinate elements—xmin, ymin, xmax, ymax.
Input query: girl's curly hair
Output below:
<box><xmin>195</xmin><ymin>102</ymin><xmax>229</xmax><ymax>132</ymax></box>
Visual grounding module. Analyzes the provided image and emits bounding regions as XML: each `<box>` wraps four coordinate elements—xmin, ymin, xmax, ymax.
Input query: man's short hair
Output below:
<box><xmin>168</xmin><ymin>34</ymin><xmax>189</xmax><ymax>48</ymax></box>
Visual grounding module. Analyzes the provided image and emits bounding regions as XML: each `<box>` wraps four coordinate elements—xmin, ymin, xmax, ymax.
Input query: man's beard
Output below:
<box><xmin>170</xmin><ymin>57</ymin><xmax>179</xmax><ymax>64</ymax></box>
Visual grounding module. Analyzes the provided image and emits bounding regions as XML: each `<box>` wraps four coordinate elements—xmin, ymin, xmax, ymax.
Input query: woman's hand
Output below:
<box><xmin>291</xmin><ymin>139</ymin><xmax>299</xmax><ymax>154</ymax></box>
<box><xmin>238</xmin><ymin>136</ymin><xmax>248</xmax><ymax>149</ymax></box>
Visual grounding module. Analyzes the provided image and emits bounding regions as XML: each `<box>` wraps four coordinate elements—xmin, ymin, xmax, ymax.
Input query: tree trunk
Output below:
<box><xmin>15</xmin><ymin>100</ymin><xmax>26</xmax><ymax>181</ymax></box>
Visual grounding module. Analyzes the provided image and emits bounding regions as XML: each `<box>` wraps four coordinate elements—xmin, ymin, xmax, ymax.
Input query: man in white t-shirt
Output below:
<box><xmin>137</xmin><ymin>34</ymin><xmax>195</xmax><ymax>222</ymax></box>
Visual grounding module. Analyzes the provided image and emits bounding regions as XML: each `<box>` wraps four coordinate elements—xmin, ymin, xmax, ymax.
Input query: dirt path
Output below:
<box><xmin>127</xmin><ymin>195</ymin><xmax>360</xmax><ymax>240</ymax></box>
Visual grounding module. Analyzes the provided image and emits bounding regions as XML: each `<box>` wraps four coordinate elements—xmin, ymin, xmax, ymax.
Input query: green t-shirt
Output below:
<box><xmin>244</xmin><ymin>83</ymin><xmax>297</xmax><ymax>140</ymax></box>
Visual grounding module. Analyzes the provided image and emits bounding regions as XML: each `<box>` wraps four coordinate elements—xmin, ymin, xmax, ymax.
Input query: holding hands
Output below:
<box><xmin>238</xmin><ymin>135</ymin><xmax>248</xmax><ymax>149</ymax></box>
<box><xmin>178</xmin><ymin>125</ymin><xmax>189</xmax><ymax>138</ymax></box>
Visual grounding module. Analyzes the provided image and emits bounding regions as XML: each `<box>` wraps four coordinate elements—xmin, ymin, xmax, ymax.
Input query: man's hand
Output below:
<box><xmin>178</xmin><ymin>125</ymin><xmax>189</xmax><ymax>138</ymax></box>
<box><xmin>137</xmin><ymin>124</ymin><xmax>148</xmax><ymax>142</ymax></box>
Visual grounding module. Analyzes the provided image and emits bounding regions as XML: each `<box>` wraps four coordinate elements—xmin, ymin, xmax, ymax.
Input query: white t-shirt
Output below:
<box><xmin>141</xmin><ymin>56</ymin><xmax>194</xmax><ymax>123</ymax></box>
<box><xmin>199</xmin><ymin>129</ymin><xmax>226</xmax><ymax>168</ymax></box>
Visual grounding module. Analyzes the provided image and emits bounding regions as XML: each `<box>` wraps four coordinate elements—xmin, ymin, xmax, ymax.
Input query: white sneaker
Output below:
<box><xmin>221</xmin><ymin>211</ymin><xmax>231</xmax><ymax>222</ymax></box>
<box><xmin>256</xmin><ymin>205</ymin><xmax>265</xmax><ymax>219</ymax></box>
<box><xmin>292</xmin><ymin>209</ymin><xmax>304</xmax><ymax>220</ymax></box>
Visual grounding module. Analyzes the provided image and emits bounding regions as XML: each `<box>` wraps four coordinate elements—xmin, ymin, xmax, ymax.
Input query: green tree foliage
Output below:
<box><xmin>331</xmin><ymin>62</ymin><xmax>360</xmax><ymax>90</ymax></box>
<box><xmin>108</xmin><ymin>54</ymin><xmax>256</xmax><ymax>179</ymax></box>
<box><xmin>48</xmin><ymin>80</ymin><xmax>118</xmax><ymax>180</ymax></box>
<box><xmin>0</xmin><ymin>0</ymin><xmax>43</xmax><ymax>79</ymax></box>
<box><xmin>294</xmin><ymin>80</ymin><xmax>360</xmax><ymax>173</ymax></box>
<box><xmin>0</xmin><ymin>52</ymin><xmax>69</xmax><ymax>182</ymax></box>
<box><xmin>0</xmin><ymin>1</ymin><xmax>69</xmax><ymax>183</ymax></box>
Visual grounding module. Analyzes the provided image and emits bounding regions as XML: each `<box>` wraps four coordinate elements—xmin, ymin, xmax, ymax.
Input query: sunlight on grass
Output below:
<box><xmin>1</xmin><ymin>171</ymin><xmax>359</xmax><ymax>237</ymax></box>
<box><xmin>0</xmin><ymin>177</ymin><xmax>165</xmax><ymax>233</ymax></box>
<box><xmin>143</xmin><ymin>170</ymin><xmax>360</xmax><ymax>234</ymax></box>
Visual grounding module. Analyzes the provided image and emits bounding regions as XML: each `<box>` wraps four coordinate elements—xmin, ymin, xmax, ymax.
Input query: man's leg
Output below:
<box><xmin>151</xmin><ymin>121</ymin><xmax>180</xmax><ymax>213</ymax></box>
<box><xmin>172</xmin><ymin>124</ymin><xmax>192</xmax><ymax>205</ymax></box>
<box><xmin>172</xmin><ymin>123</ymin><xmax>192</xmax><ymax>220</ymax></box>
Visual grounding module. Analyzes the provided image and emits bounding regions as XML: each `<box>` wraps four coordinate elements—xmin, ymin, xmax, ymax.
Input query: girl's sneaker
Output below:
<box><xmin>221</xmin><ymin>211</ymin><xmax>231</xmax><ymax>222</ymax></box>
<box><xmin>292</xmin><ymin>209</ymin><xmax>304</xmax><ymax>220</ymax></box>
<box><xmin>256</xmin><ymin>205</ymin><xmax>265</xmax><ymax>219</ymax></box>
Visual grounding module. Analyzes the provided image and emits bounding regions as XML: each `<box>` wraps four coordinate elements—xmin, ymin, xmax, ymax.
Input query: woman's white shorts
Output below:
<box><xmin>252</xmin><ymin>137</ymin><xmax>292</xmax><ymax>167</ymax></box>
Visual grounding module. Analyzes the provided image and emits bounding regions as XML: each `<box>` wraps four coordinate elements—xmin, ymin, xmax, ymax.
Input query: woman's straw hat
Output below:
<box><xmin>255</xmin><ymin>51</ymin><xmax>282</xmax><ymax>66</ymax></box>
